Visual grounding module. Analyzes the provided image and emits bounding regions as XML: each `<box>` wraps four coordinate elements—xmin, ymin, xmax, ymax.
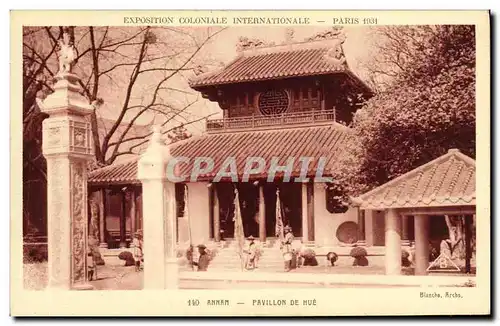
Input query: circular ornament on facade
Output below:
<box><xmin>336</xmin><ymin>221</ymin><xmax>359</xmax><ymax>244</ymax></box>
<box><xmin>258</xmin><ymin>89</ymin><xmax>290</xmax><ymax>116</ymax></box>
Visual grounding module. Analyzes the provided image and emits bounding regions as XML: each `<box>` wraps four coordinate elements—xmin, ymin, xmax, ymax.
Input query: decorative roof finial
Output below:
<box><xmin>236</xmin><ymin>36</ymin><xmax>275</xmax><ymax>52</ymax></box>
<box><xmin>284</xmin><ymin>28</ymin><xmax>295</xmax><ymax>44</ymax></box>
<box><xmin>305</xmin><ymin>26</ymin><xmax>346</xmax><ymax>42</ymax></box>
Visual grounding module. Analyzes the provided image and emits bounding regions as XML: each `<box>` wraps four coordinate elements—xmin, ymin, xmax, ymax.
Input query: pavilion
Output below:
<box><xmin>87</xmin><ymin>29</ymin><xmax>384</xmax><ymax>251</ymax></box>
<box><xmin>355</xmin><ymin>148</ymin><xmax>476</xmax><ymax>275</ymax></box>
<box><xmin>88</xmin><ymin>30</ymin><xmax>475</xmax><ymax>267</ymax></box>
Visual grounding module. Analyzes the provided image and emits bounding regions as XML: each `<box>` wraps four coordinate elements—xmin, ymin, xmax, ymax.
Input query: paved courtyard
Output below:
<box><xmin>23</xmin><ymin>254</ymin><xmax>475</xmax><ymax>291</ymax></box>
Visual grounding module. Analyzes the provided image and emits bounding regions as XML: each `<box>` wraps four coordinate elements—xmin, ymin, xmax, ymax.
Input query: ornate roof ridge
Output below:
<box><xmin>237</xmin><ymin>38</ymin><xmax>344</xmax><ymax>57</ymax></box>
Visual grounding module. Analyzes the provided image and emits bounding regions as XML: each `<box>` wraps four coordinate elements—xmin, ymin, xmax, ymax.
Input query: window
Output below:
<box><xmin>258</xmin><ymin>89</ymin><xmax>290</xmax><ymax>116</ymax></box>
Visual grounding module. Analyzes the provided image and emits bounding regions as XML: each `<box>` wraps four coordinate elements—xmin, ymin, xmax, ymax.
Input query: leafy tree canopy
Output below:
<box><xmin>337</xmin><ymin>25</ymin><xmax>475</xmax><ymax>196</ymax></box>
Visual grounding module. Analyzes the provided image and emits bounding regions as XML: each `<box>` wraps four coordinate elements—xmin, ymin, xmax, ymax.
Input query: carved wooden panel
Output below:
<box><xmin>258</xmin><ymin>89</ymin><xmax>290</xmax><ymax>116</ymax></box>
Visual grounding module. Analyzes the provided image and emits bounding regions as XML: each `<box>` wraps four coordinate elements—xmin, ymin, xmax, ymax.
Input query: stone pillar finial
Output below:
<box><xmin>149</xmin><ymin>124</ymin><xmax>163</xmax><ymax>145</ymax></box>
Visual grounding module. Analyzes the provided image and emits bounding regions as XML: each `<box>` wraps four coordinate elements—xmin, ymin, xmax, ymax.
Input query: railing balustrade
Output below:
<box><xmin>206</xmin><ymin>109</ymin><xmax>335</xmax><ymax>132</ymax></box>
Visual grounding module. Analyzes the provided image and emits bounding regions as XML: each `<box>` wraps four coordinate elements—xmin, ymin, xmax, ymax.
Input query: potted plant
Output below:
<box><xmin>118</xmin><ymin>251</ymin><xmax>135</xmax><ymax>266</ymax></box>
<box><xmin>300</xmin><ymin>248</ymin><xmax>319</xmax><ymax>266</ymax></box>
<box><xmin>350</xmin><ymin>246</ymin><xmax>369</xmax><ymax>266</ymax></box>
<box><xmin>401</xmin><ymin>249</ymin><xmax>412</xmax><ymax>267</ymax></box>
<box><xmin>326</xmin><ymin>252</ymin><xmax>338</xmax><ymax>266</ymax></box>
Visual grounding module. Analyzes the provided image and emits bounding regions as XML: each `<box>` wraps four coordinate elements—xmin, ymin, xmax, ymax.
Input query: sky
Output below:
<box><xmin>96</xmin><ymin>26</ymin><xmax>378</xmax><ymax>137</ymax></box>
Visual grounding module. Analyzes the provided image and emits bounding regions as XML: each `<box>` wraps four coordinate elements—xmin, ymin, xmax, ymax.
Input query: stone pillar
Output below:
<box><xmin>385</xmin><ymin>208</ymin><xmax>402</xmax><ymax>275</ymax></box>
<box><xmin>138</xmin><ymin>127</ymin><xmax>178</xmax><ymax>289</ymax></box>
<box><xmin>401</xmin><ymin>215</ymin><xmax>410</xmax><ymax>246</ymax></box>
<box><xmin>258</xmin><ymin>184</ymin><xmax>266</xmax><ymax>243</ymax></box>
<box><xmin>414</xmin><ymin>214</ymin><xmax>430</xmax><ymax>275</ymax></box>
<box><xmin>301</xmin><ymin>182</ymin><xmax>309</xmax><ymax>242</ymax></box>
<box><xmin>98</xmin><ymin>189</ymin><xmax>108</xmax><ymax>248</ymax></box>
<box><xmin>186</xmin><ymin>182</ymin><xmax>211</xmax><ymax>245</ymax></box>
<box><xmin>212</xmin><ymin>185</ymin><xmax>221</xmax><ymax>242</ymax></box>
<box><xmin>357</xmin><ymin>207</ymin><xmax>366</xmax><ymax>246</ymax></box>
<box><xmin>40</xmin><ymin>71</ymin><xmax>94</xmax><ymax>290</ymax></box>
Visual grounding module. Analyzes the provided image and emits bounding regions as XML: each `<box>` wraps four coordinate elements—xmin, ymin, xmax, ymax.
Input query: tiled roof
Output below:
<box><xmin>88</xmin><ymin>123</ymin><xmax>351</xmax><ymax>185</ymax></box>
<box><xmin>356</xmin><ymin>149</ymin><xmax>476</xmax><ymax>210</ymax></box>
<box><xmin>189</xmin><ymin>40</ymin><xmax>350</xmax><ymax>88</ymax></box>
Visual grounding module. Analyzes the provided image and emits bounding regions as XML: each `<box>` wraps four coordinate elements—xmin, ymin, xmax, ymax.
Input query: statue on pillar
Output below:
<box><xmin>57</xmin><ymin>26</ymin><xmax>78</xmax><ymax>75</ymax></box>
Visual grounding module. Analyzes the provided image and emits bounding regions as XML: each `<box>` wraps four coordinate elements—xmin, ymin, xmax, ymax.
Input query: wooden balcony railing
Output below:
<box><xmin>206</xmin><ymin>109</ymin><xmax>336</xmax><ymax>133</ymax></box>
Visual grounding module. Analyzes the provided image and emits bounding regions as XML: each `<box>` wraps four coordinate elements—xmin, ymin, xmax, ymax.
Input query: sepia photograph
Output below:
<box><xmin>11</xmin><ymin>10</ymin><xmax>490</xmax><ymax>316</ymax></box>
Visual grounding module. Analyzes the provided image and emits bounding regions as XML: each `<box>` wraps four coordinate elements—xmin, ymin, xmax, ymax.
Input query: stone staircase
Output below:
<box><xmin>209</xmin><ymin>244</ymin><xmax>285</xmax><ymax>272</ymax></box>
<box><xmin>205</xmin><ymin>241</ymin><xmax>388</xmax><ymax>272</ymax></box>
<box><xmin>206</xmin><ymin>239</ymin><xmax>316</xmax><ymax>272</ymax></box>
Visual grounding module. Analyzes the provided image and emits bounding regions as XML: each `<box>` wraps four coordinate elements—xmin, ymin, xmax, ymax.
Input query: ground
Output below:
<box><xmin>23</xmin><ymin>255</ymin><xmax>475</xmax><ymax>290</ymax></box>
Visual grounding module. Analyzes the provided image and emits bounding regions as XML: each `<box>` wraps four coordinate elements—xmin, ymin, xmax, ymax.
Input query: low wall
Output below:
<box><xmin>179</xmin><ymin>271</ymin><xmax>476</xmax><ymax>288</ymax></box>
<box><xmin>313</xmin><ymin>186</ymin><xmax>358</xmax><ymax>246</ymax></box>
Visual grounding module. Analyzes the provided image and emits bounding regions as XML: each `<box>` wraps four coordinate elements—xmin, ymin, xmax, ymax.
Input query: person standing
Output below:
<box><xmin>87</xmin><ymin>246</ymin><xmax>96</xmax><ymax>281</ymax></box>
<box><xmin>245</xmin><ymin>236</ymin><xmax>258</xmax><ymax>270</ymax></box>
<box><xmin>281</xmin><ymin>226</ymin><xmax>294</xmax><ymax>272</ymax></box>
<box><xmin>132</xmin><ymin>230</ymin><xmax>144</xmax><ymax>272</ymax></box>
<box><xmin>193</xmin><ymin>244</ymin><xmax>210</xmax><ymax>271</ymax></box>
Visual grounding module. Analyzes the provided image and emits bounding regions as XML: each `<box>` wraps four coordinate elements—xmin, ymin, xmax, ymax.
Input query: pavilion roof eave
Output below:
<box><xmin>355</xmin><ymin>149</ymin><xmax>476</xmax><ymax>212</ymax></box>
<box><xmin>359</xmin><ymin>200</ymin><xmax>476</xmax><ymax>211</ymax></box>
<box><xmin>88</xmin><ymin>123</ymin><xmax>350</xmax><ymax>187</ymax></box>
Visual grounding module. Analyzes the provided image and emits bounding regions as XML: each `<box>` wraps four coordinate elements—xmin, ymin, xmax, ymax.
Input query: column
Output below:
<box><xmin>213</xmin><ymin>184</ymin><xmax>221</xmax><ymax>242</ymax></box>
<box><xmin>401</xmin><ymin>215</ymin><xmax>410</xmax><ymax>246</ymax></box>
<box><xmin>357</xmin><ymin>207</ymin><xmax>366</xmax><ymax>246</ymax></box>
<box><xmin>301</xmin><ymin>182</ymin><xmax>309</xmax><ymax>242</ymax></box>
<box><xmin>258</xmin><ymin>184</ymin><xmax>266</xmax><ymax>243</ymax></box>
<box><xmin>186</xmin><ymin>182</ymin><xmax>210</xmax><ymax>245</ymax></box>
<box><xmin>177</xmin><ymin>185</ymin><xmax>189</xmax><ymax>245</ymax></box>
<box><xmin>40</xmin><ymin>62</ymin><xmax>94</xmax><ymax>289</ymax></box>
<box><xmin>385</xmin><ymin>208</ymin><xmax>402</xmax><ymax>275</ymax></box>
<box><xmin>129</xmin><ymin>188</ymin><xmax>137</xmax><ymax>247</ymax></box>
<box><xmin>98</xmin><ymin>189</ymin><xmax>108</xmax><ymax>248</ymax></box>
<box><xmin>119</xmin><ymin>190</ymin><xmax>127</xmax><ymax>248</ymax></box>
<box><xmin>307</xmin><ymin>182</ymin><xmax>315</xmax><ymax>242</ymax></box>
<box><xmin>464</xmin><ymin>215</ymin><xmax>473</xmax><ymax>274</ymax></box>
<box><xmin>414</xmin><ymin>214</ymin><xmax>430</xmax><ymax>275</ymax></box>
<box><xmin>138</xmin><ymin>126</ymin><xmax>178</xmax><ymax>289</ymax></box>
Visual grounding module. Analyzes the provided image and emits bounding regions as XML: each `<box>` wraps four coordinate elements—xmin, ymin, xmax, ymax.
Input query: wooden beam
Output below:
<box><xmin>307</xmin><ymin>182</ymin><xmax>315</xmax><ymax>242</ymax></box>
<box><xmin>212</xmin><ymin>185</ymin><xmax>220</xmax><ymax>242</ymax></box>
<box><xmin>465</xmin><ymin>214</ymin><xmax>473</xmax><ymax>274</ymax></box>
<box><xmin>399</xmin><ymin>206</ymin><xmax>476</xmax><ymax>216</ymax></box>
<box><xmin>130</xmin><ymin>188</ymin><xmax>136</xmax><ymax>235</ymax></box>
<box><xmin>258</xmin><ymin>184</ymin><xmax>266</xmax><ymax>243</ymax></box>
<box><xmin>119</xmin><ymin>190</ymin><xmax>127</xmax><ymax>248</ymax></box>
<box><xmin>98</xmin><ymin>189</ymin><xmax>107</xmax><ymax>247</ymax></box>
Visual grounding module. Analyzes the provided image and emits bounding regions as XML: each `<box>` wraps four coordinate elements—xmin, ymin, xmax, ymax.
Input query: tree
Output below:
<box><xmin>338</xmin><ymin>25</ymin><xmax>475</xmax><ymax>259</ymax></box>
<box><xmin>24</xmin><ymin>26</ymin><xmax>224</xmax><ymax>164</ymax></box>
<box><xmin>338</xmin><ymin>25</ymin><xmax>475</xmax><ymax>196</ymax></box>
<box><xmin>22</xmin><ymin>26</ymin><xmax>225</xmax><ymax>235</ymax></box>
